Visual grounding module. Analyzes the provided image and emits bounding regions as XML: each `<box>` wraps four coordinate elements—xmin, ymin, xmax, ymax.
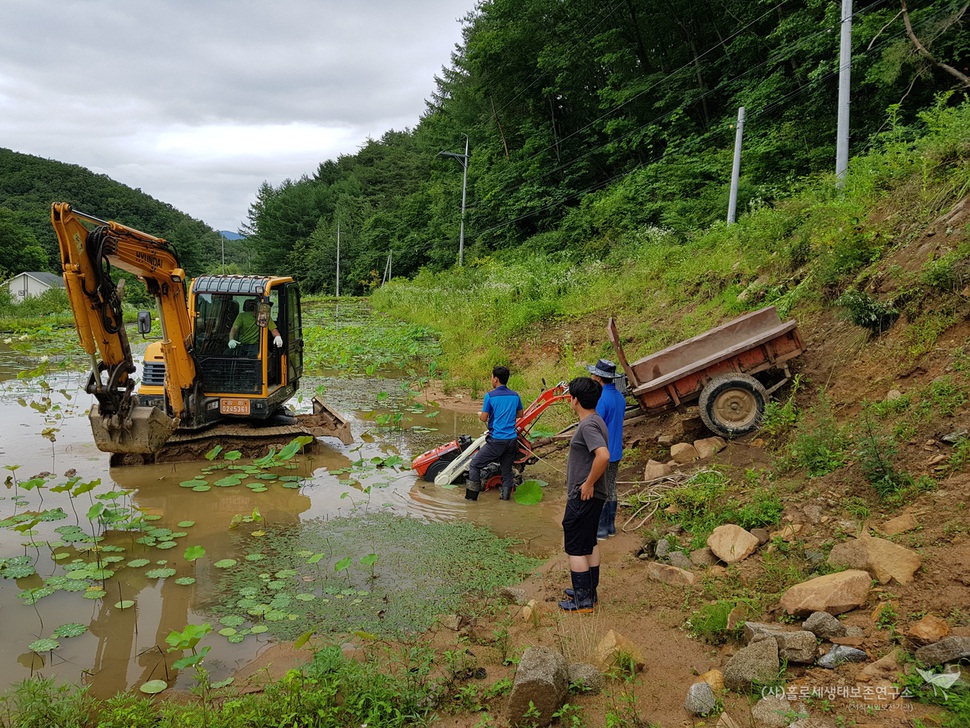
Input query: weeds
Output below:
<box><xmin>786</xmin><ymin>394</ymin><xmax>848</xmax><ymax>477</ymax></box>
<box><xmin>835</xmin><ymin>289</ymin><xmax>899</xmax><ymax>334</ymax></box>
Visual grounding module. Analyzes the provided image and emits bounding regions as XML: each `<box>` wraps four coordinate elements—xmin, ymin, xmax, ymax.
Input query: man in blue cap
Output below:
<box><xmin>587</xmin><ymin>359</ymin><xmax>626</xmax><ymax>540</ymax></box>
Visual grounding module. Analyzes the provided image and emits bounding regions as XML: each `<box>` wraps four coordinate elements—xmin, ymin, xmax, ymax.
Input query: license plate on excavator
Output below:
<box><xmin>220</xmin><ymin>398</ymin><xmax>251</xmax><ymax>416</ymax></box>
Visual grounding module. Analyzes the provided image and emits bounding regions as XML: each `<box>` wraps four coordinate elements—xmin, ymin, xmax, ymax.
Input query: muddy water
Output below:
<box><xmin>0</xmin><ymin>342</ymin><xmax>567</xmax><ymax>697</ymax></box>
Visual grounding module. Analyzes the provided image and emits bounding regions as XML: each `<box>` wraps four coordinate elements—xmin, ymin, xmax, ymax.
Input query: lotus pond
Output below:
<box><xmin>0</xmin><ymin>300</ymin><xmax>568</xmax><ymax>699</ymax></box>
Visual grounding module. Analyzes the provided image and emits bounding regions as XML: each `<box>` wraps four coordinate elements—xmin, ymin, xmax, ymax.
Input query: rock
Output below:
<box><xmin>856</xmin><ymin>652</ymin><xmax>902</xmax><ymax>685</ymax></box>
<box><xmin>827</xmin><ymin>534</ymin><xmax>922</xmax><ymax>585</ymax></box>
<box><xmin>723</xmin><ymin>638</ymin><xmax>779</xmax><ymax>692</ymax></box>
<box><xmin>817</xmin><ymin>644</ymin><xmax>868</xmax><ymax>668</ymax></box>
<box><xmin>907</xmin><ymin>614</ymin><xmax>950</xmax><ymax>645</ymax></box>
<box><xmin>507</xmin><ymin>646</ymin><xmax>568</xmax><ymax>727</ymax></box>
<box><xmin>791</xmin><ymin>719</ymin><xmax>837</xmax><ymax>728</ymax></box>
<box><xmin>716</xmin><ymin>713</ymin><xmax>743</xmax><ymax>728</ymax></box>
<box><xmin>668</xmin><ymin>551</ymin><xmax>694</xmax><ymax>571</ymax></box>
<box><xmin>566</xmin><ymin>663</ymin><xmax>603</xmax><ymax>695</ymax></box>
<box><xmin>643</xmin><ymin>561</ymin><xmax>696</xmax><ymax>586</ymax></box>
<box><xmin>521</xmin><ymin>599</ymin><xmax>544</xmax><ymax>622</ymax></box>
<box><xmin>699</xmin><ymin>668</ymin><xmax>723</xmax><ymax>692</ymax></box>
<box><xmin>725</xmin><ymin>606</ymin><xmax>748</xmax><ymax>631</ymax></box>
<box><xmin>684</xmin><ymin>681</ymin><xmax>717</xmax><ymax>715</ymax></box>
<box><xmin>886</xmin><ymin>389</ymin><xmax>902</xmax><ymax>402</ymax></box>
<box><xmin>750</xmin><ymin>527</ymin><xmax>771</xmax><ymax>545</ymax></box>
<box><xmin>774</xmin><ymin>630</ymin><xmax>819</xmax><ymax>664</ymax></box>
<box><xmin>779</xmin><ymin>570</ymin><xmax>871</xmax><ymax>616</ymax></box>
<box><xmin>750</xmin><ymin>696</ymin><xmax>794</xmax><ymax>727</ymax></box>
<box><xmin>803</xmin><ymin>611</ymin><xmax>847</xmax><ymax>640</ymax></box>
<box><xmin>438</xmin><ymin>614</ymin><xmax>461</xmax><ymax>631</ymax></box>
<box><xmin>803</xmin><ymin>505</ymin><xmax>823</xmax><ymax>523</ymax></box>
<box><xmin>942</xmin><ymin>430</ymin><xmax>969</xmax><ymax>444</ymax></box>
<box><xmin>845</xmin><ymin>625</ymin><xmax>865</xmax><ymax>638</ymax></box>
<box><xmin>707</xmin><ymin>524</ymin><xmax>760</xmax><ymax>564</ymax></box>
<box><xmin>914</xmin><ymin>636</ymin><xmax>970</xmax><ymax>667</ymax></box>
<box><xmin>500</xmin><ymin>587</ymin><xmax>528</xmax><ymax>605</ymax></box>
<box><xmin>670</xmin><ymin>442</ymin><xmax>700</xmax><ymax>463</ymax></box>
<box><xmin>690</xmin><ymin>547</ymin><xmax>717</xmax><ymax>567</ymax></box>
<box><xmin>594</xmin><ymin>630</ymin><xmax>646</xmax><ymax>673</ymax></box>
<box><xmin>643</xmin><ymin>459</ymin><xmax>672</xmax><ymax>481</ymax></box>
<box><xmin>655</xmin><ymin>538</ymin><xmax>671</xmax><ymax>559</ymax></box>
<box><xmin>743</xmin><ymin>621</ymin><xmax>785</xmax><ymax>645</ymax></box>
<box><xmin>804</xmin><ymin>550</ymin><xmax>827</xmax><ymax>566</ymax></box>
<box><xmin>693</xmin><ymin>436</ymin><xmax>727</xmax><ymax>459</ymax></box>
<box><xmin>770</xmin><ymin>523</ymin><xmax>803</xmax><ymax>542</ymax></box>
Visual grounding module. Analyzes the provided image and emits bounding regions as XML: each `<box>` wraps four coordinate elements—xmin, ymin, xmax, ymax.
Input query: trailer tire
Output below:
<box><xmin>698</xmin><ymin>373</ymin><xmax>767</xmax><ymax>438</ymax></box>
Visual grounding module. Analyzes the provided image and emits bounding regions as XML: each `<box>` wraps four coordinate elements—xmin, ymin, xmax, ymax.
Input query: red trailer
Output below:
<box><xmin>608</xmin><ymin>306</ymin><xmax>805</xmax><ymax>438</ymax></box>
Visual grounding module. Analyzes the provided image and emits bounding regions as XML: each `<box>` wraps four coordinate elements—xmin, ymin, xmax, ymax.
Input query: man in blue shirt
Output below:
<box><xmin>587</xmin><ymin>359</ymin><xmax>626</xmax><ymax>539</ymax></box>
<box><xmin>465</xmin><ymin>366</ymin><xmax>524</xmax><ymax>502</ymax></box>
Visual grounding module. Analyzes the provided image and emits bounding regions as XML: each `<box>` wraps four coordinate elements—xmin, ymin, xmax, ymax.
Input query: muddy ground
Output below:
<box><xmin>236</xmin><ymin>286</ymin><xmax>970</xmax><ymax>725</ymax></box>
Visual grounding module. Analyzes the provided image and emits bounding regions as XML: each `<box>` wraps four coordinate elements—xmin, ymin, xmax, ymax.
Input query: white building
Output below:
<box><xmin>1</xmin><ymin>272</ymin><xmax>65</xmax><ymax>301</ymax></box>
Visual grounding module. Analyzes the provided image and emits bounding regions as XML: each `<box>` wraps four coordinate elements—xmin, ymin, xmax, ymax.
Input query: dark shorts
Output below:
<box><xmin>562</xmin><ymin>497</ymin><xmax>604</xmax><ymax>556</ymax></box>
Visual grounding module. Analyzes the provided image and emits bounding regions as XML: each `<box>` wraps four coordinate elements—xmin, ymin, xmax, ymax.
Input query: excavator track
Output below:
<box><xmin>109</xmin><ymin>399</ymin><xmax>353</xmax><ymax>466</ymax></box>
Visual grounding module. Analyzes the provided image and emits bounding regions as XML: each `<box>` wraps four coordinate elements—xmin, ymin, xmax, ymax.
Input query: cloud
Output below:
<box><xmin>0</xmin><ymin>0</ymin><xmax>474</xmax><ymax>230</ymax></box>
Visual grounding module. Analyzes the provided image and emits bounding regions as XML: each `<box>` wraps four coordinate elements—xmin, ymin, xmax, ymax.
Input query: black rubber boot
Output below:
<box><xmin>464</xmin><ymin>481</ymin><xmax>480</xmax><ymax>501</ymax></box>
<box><xmin>499</xmin><ymin>485</ymin><xmax>512</xmax><ymax>500</ymax></box>
<box><xmin>564</xmin><ymin>566</ymin><xmax>599</xmax><ymax>603</ymax></box>
<box><xmin>559</xmin><ymin>571</ymin><xmax>594</xmax><ymax>612</ymax></box>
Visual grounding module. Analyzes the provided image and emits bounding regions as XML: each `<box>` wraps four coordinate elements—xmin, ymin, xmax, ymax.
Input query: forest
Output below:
<box><xmin>1</xmin><ymin>0</ymin><xmax>968</xmax><ymax>296</ymax></box>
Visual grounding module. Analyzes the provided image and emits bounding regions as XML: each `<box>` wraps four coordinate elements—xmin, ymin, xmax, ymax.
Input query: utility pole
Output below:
<box><xmin>727</xmin><ymin>107</ymin><xmax>745</xmax><ymax>225</ymax></box>
<box><xmin>836</xmin><ymin>0</ymin><xmax>853</xmax><ymax>183</ymax></box>
<box><xmin>335</xmin><ymin>221</ymin><xmax>340</xmax><ymax>298</ymax></box>
<box><xmin>437</xmin><ymin>135</ymin><xmax>469</xmax><ymax>266</ymax></box>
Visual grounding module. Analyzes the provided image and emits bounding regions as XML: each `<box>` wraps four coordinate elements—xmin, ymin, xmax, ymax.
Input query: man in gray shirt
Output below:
<box><xmin>559</xmin><ymin>377</ymin><xmax>610</xmax><ymax>612</ymax></box>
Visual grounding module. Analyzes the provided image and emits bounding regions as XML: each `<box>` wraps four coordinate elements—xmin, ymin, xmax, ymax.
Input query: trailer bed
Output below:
<box><xmin>608</xmin><ymin>306</ymin><xmax>804</xmax><ymax>436</ymax></box>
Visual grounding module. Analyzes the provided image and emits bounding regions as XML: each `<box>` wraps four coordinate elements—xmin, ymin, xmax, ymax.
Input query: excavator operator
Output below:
<box><xmin>228</xmin><ymin>298</ymin><xmax>283</xmax><ymax>357</ymax></box>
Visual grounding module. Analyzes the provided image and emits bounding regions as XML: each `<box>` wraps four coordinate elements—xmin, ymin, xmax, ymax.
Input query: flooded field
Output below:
<box><xmin>0</xmin><ymin>311</ymin><xmax>569</xmax><ymax>699</ymax></box>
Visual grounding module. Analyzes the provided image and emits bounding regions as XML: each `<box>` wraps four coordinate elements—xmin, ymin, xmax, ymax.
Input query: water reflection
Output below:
<box><xmin>0</xmin><ymin>354</ymin><xmax>570</xmax><ymax>697</ymax></box>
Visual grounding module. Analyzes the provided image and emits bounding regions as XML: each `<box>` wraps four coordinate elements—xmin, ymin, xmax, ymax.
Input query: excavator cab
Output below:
<box><xmin>138</xmin><ymin>275</ymin><xmax>303</xmax><ymax>428</ymax></box>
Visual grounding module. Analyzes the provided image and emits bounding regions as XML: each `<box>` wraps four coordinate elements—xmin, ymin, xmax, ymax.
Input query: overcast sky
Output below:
<box><xmin>0</xmin><ymin>1</ymin><xmax>477</xmax><ymax>231</ymax></box>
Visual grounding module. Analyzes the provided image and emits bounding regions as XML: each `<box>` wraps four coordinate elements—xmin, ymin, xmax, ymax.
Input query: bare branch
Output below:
<box><xmin>901</xmin><ymin>0</ymin><xmax>970</xmax><ymax>88</ymax></box>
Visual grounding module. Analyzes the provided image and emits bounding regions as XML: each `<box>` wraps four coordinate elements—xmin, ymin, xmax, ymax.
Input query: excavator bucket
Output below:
<box><xmin>88</xmin><ymin>404</ymin><xmax>178</xmax><ymax>455</ymax></box>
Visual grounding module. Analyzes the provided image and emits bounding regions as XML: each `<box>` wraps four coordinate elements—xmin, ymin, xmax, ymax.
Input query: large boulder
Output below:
<box><xmin>827</xmin><ymin>534</ymin><xmax>922</xmax><ymax>585</ymax></box>
<box><xmin>723</xmin><ymin>638</ymin><xmax>779</xmax><ymax>692</ymax></box>
<box><xmin>507</xmin><ymin>646</ymin><xmax>568</xmax><ymax>727</ymax></box>
<box><xmin>707</xmin><ymin>524</ymin><xmax>760</xmax><ymax>564</ymax></box>
<box><xmin>779</xmin><ymin>570</ymin><xmax>871</xmax><ymax>616</ymax></box>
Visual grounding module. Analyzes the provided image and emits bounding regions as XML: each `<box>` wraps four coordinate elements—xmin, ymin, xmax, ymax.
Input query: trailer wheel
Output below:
<box><xmin>698</xmin><ymin>373</ymin><xmax>767</xmax><ymax>438</ymax></box>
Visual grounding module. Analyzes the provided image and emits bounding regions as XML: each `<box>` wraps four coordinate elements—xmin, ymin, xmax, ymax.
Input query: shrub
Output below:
<box><xmin>835</xmin><ymin>289</ymin><xmax>899</xmax><ymax>334</ymax></box>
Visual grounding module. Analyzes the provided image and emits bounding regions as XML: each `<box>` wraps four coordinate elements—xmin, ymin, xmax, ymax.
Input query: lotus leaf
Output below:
<box><xmin>29</xmin><ymin>638</ymin><xmax>60</xmax><ymax>652</ymax></box>
<box><xmin>52</xmin><ymin>622</ymin><xmax>88</xmax><ymax>638</ymax></box>
<box><xmin>139</xmin><ymin>680</ymin><xmax>168</xmax><ymax>695</ymax></box>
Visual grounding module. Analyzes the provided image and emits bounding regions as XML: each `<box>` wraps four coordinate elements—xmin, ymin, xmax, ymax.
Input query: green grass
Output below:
<box><xmin>369</xmin><ymin>98</ymin><xmax>970</xmax><ymax>393</ymax></box>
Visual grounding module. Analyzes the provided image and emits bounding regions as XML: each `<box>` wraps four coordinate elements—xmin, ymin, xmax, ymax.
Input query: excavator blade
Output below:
<box><xmin>89</xmin><ymin>404</ymin><xmax>179</xmax><ymax>455</ymax></box>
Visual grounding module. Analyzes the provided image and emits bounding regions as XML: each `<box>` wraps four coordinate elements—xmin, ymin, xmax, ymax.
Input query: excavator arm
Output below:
<box><xmin>52</xmin><ymin>202</ymin><xmax>196</xmax><ymax>453</ymax></box>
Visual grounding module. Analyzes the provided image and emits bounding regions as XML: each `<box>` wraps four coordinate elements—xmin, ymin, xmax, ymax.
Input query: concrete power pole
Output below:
<box><xmin>727</xmin><ymin>107</ymin><xmax>745</xmax><ymax>225</ymax></box>
<box><xmin>836</xmin><ymin>0</ymin><xmax>853</xmax><ymax>182</ymax></box>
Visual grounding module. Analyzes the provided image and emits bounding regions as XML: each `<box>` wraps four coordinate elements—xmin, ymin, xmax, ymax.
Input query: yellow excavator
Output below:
<box><xmin>52</xmin><ymin>202</ymin><xmax>350</xmax><ymax>464</ymax></box>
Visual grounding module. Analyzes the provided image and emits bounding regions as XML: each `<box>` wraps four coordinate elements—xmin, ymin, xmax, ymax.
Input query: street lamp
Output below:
<box><xmin>437</xmin><ymin>135</ymin><xmax>469</xmax><ymax>267</ymax></box>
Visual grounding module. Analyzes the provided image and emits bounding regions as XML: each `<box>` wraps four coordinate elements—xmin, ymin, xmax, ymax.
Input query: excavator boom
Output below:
<box><xmin>52</xmin><ymin>203</ymin><xmax>193</xmax><ymax>454</ymax></box>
